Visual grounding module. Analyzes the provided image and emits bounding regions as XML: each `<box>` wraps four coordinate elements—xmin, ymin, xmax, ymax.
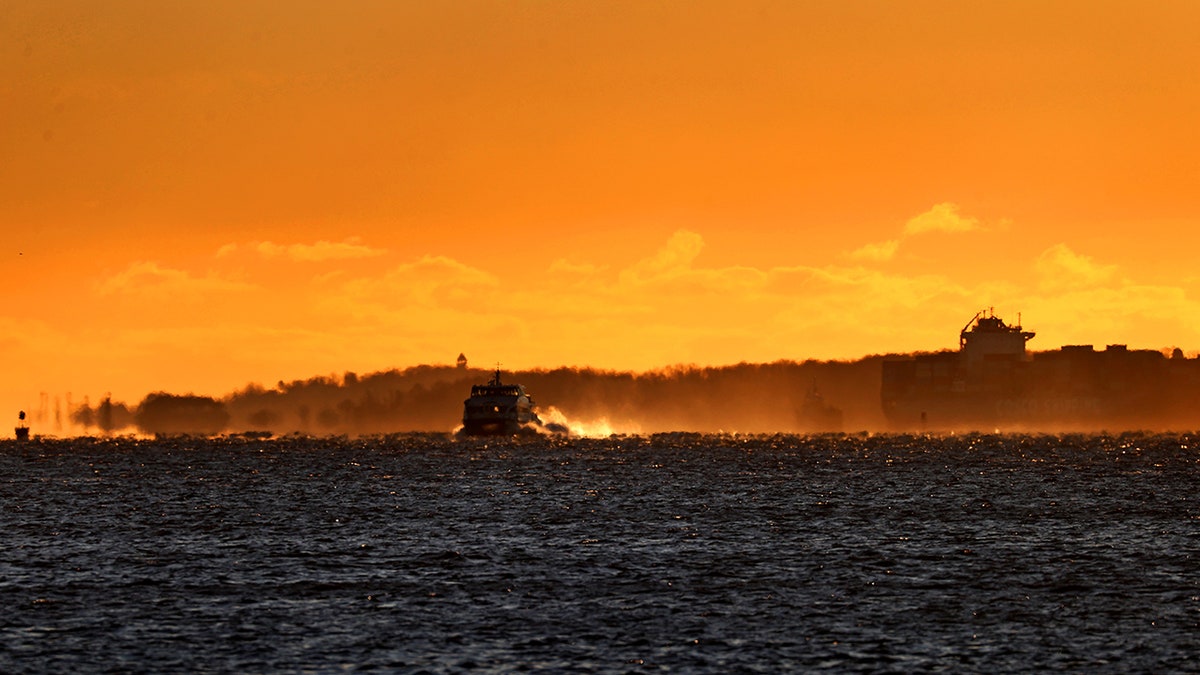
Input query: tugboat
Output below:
<box><xmin>15</xmin><ymin>410</ymin><xmax>29</xmax><ymax>441</ymax></box>
<box><xmin>461</xmin><ymin>367</ymin><xmax>545</xmax><ymax>436</ymax></box>
<box><xmin>796</xmin><ymin>381</ymin><xmax>844</xmax><ymax>433</ymax></box>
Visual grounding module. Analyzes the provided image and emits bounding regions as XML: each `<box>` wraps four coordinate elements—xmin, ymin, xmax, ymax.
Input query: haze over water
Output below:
<box><xmin>2</xmin><ymin>432</ymin><xmax>1195</xmax><ymax>673</ymax></box>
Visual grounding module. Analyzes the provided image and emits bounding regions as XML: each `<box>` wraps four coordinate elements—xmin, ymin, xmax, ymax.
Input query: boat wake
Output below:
<box><xmin>538</xmin><ymin>407</ymin><xmax>639</xmax><ymax>438</ymax></box>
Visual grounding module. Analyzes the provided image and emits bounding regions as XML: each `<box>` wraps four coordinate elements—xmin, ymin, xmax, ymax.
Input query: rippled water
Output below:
<box><xmin>0</xmin><ymin>433</ymin><xmax>1196</xmax><ymax>673</ymax></box>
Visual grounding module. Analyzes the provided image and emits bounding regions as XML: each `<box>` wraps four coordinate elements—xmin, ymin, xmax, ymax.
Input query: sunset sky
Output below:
<box><xmin>4</xmin><ymin>1</ymin><xmax>1200</xmax><ymax>428</ymax></box>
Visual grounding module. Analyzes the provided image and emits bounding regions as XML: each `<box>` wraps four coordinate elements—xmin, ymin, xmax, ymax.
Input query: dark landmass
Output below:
<box><xmin>884</xmin><ymin>345</ymin><xmax>1200</xmax><ymax>432</ymax></box>
<box><xmin>69</xmin><ymin>359</ymin><xmax>888</xmax><ymax>436</ymax></box>
<box><xmin>62</xmin><ymin>345</ymin><xmax>1200</xmax><ymax>437</ymax></box>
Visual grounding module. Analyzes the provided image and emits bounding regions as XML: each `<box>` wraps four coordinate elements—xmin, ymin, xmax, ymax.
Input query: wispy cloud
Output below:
<box><xmin>621</xmin><ymin>230</ymin><xmax>706</xmax><ymax>282</ymax></box>
<box><xmin>848</xmin><ymin>202</ymin><xmax>986</xmax><ymax>263</ymax></box>
<box><xmin>848</xmin><ymin>239</ymin><xmax>900</xmax><ymax>262</ymax></box>
<box><xmin>619</xmin><ymin>230</ymin><xmax>766</xmax><ymax>293</ymax></box>
<box><xmin>903</xmin><ymin>202</ymin><xmax>982</xmax><ymax>235</ymax></box>
<box><xmin>96</xmin><ymin>261</ymin><xmax>253</xmax><ymax>298</ymax></box>
<box><xmin>217</xmin><ymin>237</ymin><xmax>386</xmax><ymax>262</ymax></box>
<box><xmin>1035</xmin><ymin>243</ymin><xmax>1119</xmax><ymax>291</ymax></box>
<box><xmin>336</xmin><ymin>255</ymin><xmax>498</xmax><ymax>310</ymax></box>
<box><xmin>548</xmin><ymin>259</ymin><xmax>605</xmax><ymax>277</ymax></box>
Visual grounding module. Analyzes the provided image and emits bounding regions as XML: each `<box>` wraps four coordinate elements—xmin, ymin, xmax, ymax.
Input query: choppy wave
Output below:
<box><xmin>0</xmin><ymin>433</ymin><xmax>1196</xmax><ymax>673</ymax></box>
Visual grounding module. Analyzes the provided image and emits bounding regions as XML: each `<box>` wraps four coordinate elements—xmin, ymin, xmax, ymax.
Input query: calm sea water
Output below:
<box><xmin>0</xmin><ymin>433</ymin><xmax>1196</xmax><ymax>673</ymax></box>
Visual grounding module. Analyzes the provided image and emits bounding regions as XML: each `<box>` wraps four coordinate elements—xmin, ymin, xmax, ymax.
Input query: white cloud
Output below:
<box><xmin>621</xmin><ymin>230</ymin><xmax>705</xmax><ymax>282</ymax></box>
<box><xmin>848</xmin><ymin>239</ymin><xmax>900</xmax><ymax>262</ymax></box>
<box><xmin>903</xmin><ymin>202</ymin><xmax>982</xmax><ymax>235</ymax></box>
<box><xmin>844</xmin><ymin>203</ymin><xmax>985</xmax><ymax>263</ymax></box>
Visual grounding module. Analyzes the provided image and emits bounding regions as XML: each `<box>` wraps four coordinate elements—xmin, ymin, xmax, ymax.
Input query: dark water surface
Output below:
<box><xmin>0</xmin><ymin>433</ymin><xmax>1196</xmax><ymax>673</ymax></box>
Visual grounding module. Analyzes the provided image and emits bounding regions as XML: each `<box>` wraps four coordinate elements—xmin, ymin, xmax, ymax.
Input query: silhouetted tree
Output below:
<box><xmin>135</xmin><ymin>393</ymin><xmax>230</xmax><ymax>436</ymax></box>
<box><xmin>71</xmin><ymin>396</ymin><xmax>96</xmax><ymax>428</ymax></box>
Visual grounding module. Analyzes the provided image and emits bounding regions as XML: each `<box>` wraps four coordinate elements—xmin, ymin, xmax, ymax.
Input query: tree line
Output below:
<box><xmin>70</xmin><ymin>359</ymin><xmax>891</xmax><ymax>436</ymax></box>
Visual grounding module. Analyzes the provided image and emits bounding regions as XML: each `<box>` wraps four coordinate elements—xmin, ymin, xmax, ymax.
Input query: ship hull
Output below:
<box><xmin>881</xmin><ymin>341</ymin><xmax>1181</xmax><ymax>432</ymax></box>
<box><xmin>882</xmin><ymin>389</ymin><xmax>1108</xmax><ymax>432</ymax></box>
<box><xmin>460</xmin><ymin>417</ymin><xmax>541</xmax><ymax>436</ymax></box>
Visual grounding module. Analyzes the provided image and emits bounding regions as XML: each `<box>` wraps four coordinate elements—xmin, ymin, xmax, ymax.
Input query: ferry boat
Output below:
<box><xmin>461</xmin><ymin>368</ymin><xmax>545</xmax><ymax>436</ymax></box>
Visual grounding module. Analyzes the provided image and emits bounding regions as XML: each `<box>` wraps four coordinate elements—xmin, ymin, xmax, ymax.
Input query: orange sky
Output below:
<box><xmin>4</xmin><ymin>1</ymin><xmax>1200</xmax><ymax>431</ymax></box>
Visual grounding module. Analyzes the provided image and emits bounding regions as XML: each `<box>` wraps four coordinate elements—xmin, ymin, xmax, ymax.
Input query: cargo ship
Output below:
<box><xmin>460</xmin><ymin>367</ymin><xmax>546</xmax><ymax>436</ymax></box>
<box><xmin>881</xmin><ymin>310</ymin><xmax>1200</xmax><ymax>431</ymax></box>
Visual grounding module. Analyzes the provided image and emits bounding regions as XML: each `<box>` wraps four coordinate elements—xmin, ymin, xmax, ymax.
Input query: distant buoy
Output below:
<box><xmin>16</xmin><ymin>410</ymin><xmax>30</xmax><ymax>441</ymax></box>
